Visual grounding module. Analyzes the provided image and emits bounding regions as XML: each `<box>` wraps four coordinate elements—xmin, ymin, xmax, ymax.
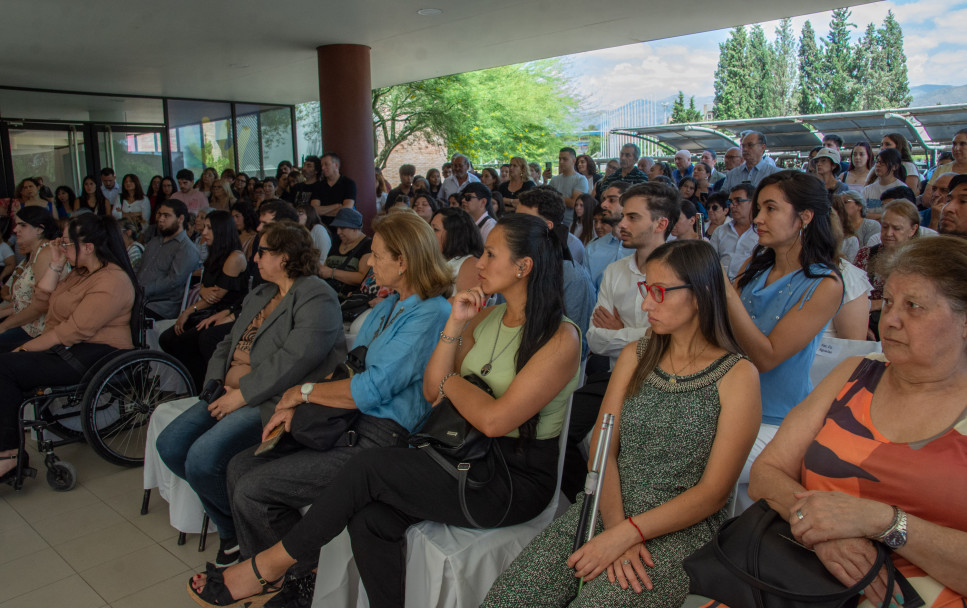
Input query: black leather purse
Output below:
<box><xmin>408</xmin><ymin>374</ymin><xmax>512</xmax><ymax>528</ymax></box>
<box><xmin>683</xmin><ymin>499</ymin><xmax>923</xmax><ymax>608</ymax></box>
<box><xmin>288</xmin><ymin>345</ymin><xmax>367</xmax><ymax>451</ymax></box>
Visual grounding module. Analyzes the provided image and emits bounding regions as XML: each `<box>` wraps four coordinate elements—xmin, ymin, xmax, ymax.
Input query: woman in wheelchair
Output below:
<box><xmin>0</xmin><ymin>214</ymin><xmax>137</xmax><ymax>482</ymax></box>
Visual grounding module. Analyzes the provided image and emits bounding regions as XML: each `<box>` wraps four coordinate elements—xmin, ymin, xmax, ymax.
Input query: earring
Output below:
<box><xmin>398</xmin><ymin>270</ymin><xmax>403</xmax><ymax>276</ymax></box>
<box><xmin>516</xmin><ymin>272</ymin><xmax>522</xmax><ymax>278</ymax></box>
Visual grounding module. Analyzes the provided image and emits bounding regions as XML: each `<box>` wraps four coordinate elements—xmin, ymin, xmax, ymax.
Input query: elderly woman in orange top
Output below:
<box><xmin>750</xmin><ymin>236</ymin><xmax>967</xmax><ymax>607</ymax></box>
<box><xmin>0</xmin><ymin>214</ymin><xmax>137</xmax><ymax>482</ymax></box>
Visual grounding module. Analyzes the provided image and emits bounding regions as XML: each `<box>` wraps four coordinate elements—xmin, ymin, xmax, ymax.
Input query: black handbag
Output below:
<box><xmin>684</xmin><ymin>499</ymin><xmax>923</xmax><ymax>608</ymax></box>
<box><xmin>408</xmin><ymin>374</ymin><xmax>512</xmax><ymax>528</ymax></box>
<box><xmin>288</xmin><ymin>345</ymin><xmax>368</xmax><ymax>451</ymax></box>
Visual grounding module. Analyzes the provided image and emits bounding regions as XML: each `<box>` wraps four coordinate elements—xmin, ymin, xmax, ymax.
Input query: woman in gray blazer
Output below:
<box><xmin>156</xmin><ymin>221</ymin><xmax>346</xmax><ymax>565</ymax></box>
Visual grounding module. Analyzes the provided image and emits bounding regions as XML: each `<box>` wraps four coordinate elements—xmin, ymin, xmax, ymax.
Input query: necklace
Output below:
<box><xmin>667</xmin><ymin>342</ymin><xmax>711</xmax><ymax>383</ymax></box>
<box><xmin>481</xmin><ymin>316</ymin><xmax>522</xmax><ymax>376</ymax></box>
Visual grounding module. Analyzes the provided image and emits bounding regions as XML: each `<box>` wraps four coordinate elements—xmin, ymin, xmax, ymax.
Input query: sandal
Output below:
<box><xmin>187</xmin><ymin>558</ymin><xmax>283</xmax><ymax>607</ymax></box>
<box><xmin>0</xmin><ymin>452</ymin><xmax>26</xmax><ymax>486</ymax></box>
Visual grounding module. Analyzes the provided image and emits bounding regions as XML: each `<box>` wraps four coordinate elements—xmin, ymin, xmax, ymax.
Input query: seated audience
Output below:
<box><xmin>231</xmin><ymin>201</ymin><xmax>259</xmax><ymax>259</ymax></box>
<box><xmin>137</xmin><ymin>198</ymin><xmax>201</xmax><ymax>320</ymax></box>
<box><xmin>839</xmin><ymin>190</ymin><xmax>881</xmax><ymax>246</ymax></box>
<box><xmin>221</xmin><ymin>211</ymin><xmax>452</xmax><ymax>604</ymax></box>
<box><xmin>187</xmin><ymin>213</ymin><xmax>580</xmax><ymax>608</ymax></box>
<box><xmin>411</xmin><ymin>191</ymin><xmax>438</xmax><ymax>223</ymax></box>
<box><xmin>74</xmin><ymin>176</ymin><xmax>112</xmax><ymax>216</ymax></box>
<box><xmin>210</xmin><ymin>179</ymin><xmax>237</xmax><ymax>212</ymax></box>
<box><xmin>928</xmin><ymin>127</ymin><xmax>967</xmax><ymax>185</ymax></box>
<box><xmin>484</xmin><ymin>239</ymin><xmax>760</xmax><ymax>608</ymax></box>
<box><xmin>159</xmin><ymin>210</ymin><xmax>249</xmax><ymax>387</ymax></box>
<box><xmin>113</xmin><ymin>174</ymin><xmax>151</xmax><ymax>226</ymax></box>
<box><xmin>171</xmin><ymin>169</ymin><xmax>209</xmax><ymax>215</ymax></box>
<box><xmin>571</xmin><ymin>193</ymin><xmax>597</xmax><ymax>245</ymax></box>
<box><xmin>431</xmin><ymin>207</ymin><xmax>483</xmax><ymax>295</ymax></box>
<box><xmin>156</xmin><ymin>221</ymin><xmax>346</xmax><ymax>566</ymax></box>
<box><xmin>0</xmin><ymin>208</ymin><xmax>59</xmax><ymax>351</ymax></box>
<box><xmin>497</xmin><ymin>156</ymin><xmax>535</xmax><ymax>214</ymax></box>
<box><xmin>670</xmin><ymin>199</ymin><xmax>702</xmax><ymax>240</ymax></box>
<box><xmin>460</xmin><ymin>182</ymin><xmax>498</xmax><ymax>242</ymax></box>
<box><xmin>832</xmin><ymin>194</ymin><xmax>861</xmax><ymax>262</ymax></box>
<box><xmin>878</xmin><ymin>132</ymin><xmax>921</xmax><ymax>192</ymax></box>
<box><xmin>322</xmin><ymin>208</ymin><xmax>371</xmax><ymax>298</ymax></box>
<box><xmin>295</xmin><ymin>203</ymin><xmax>332</xmax><ymax>263</ymax></box>
<box><xmin>842</xmin><ymin>141</ymin><xmax>873</xmax><ymax>190</ymax></box>
<box><xmin>14</xmin><ymin>178</ymin><xmax>61</xmax><ymax>220</ymax></box>
<box><xmin>862</xmin><ymin>148</ymin><xmax>906</xmax><ymax>220</ymax></box>
<box><xmin>939</xmin><ymin>174</ymin><xmax>967</xmax><ymax>238</ymax></box>
<box><xmin>426</xmin><ymin>167</ymin><xmax>444</xmax><ymax>201</ymax></box>
<box><xmin>54</xmin><ymin>186</ymin><xmax>78</xmax><ymax>219</ymax></box>
<box><xmin>709</xmin><ymin>184</ymin><xmax>758</xmax><ymax>281</ymax></box>
<box><xmin>723</xmin><ymin>170</ymin><xmax>843</xmax><ymax>512</ymax></box>
<box><xmin>826</xmin><ymin>212</ymin><xmax>872</xmax><ymax>340</ymax></box>
<box><xmin>704</xmin><ymin>191</ymin><xmax>729</xmax><ymax>238</ymax></box>
<box><xmin>854</xmin><ymin>199</ymin><xmax>921</xmax><ymax>340</ymax></box>
<box><xmin>196</xmin><ymin>167</ymin><xmax>218</xmax><ymax>201</ymax></box>
<box><xmin>0</xmin><ymin>214</ymin><xmax>136</xmax><ymax>481</ymax></box>
<box><xmin>480</xmin><ymin>168</ymin><xmax>505</xmax><ymax>217</ymax></box>
<box><xmin>582</xmin><ymin>181</ymin><xmax>634</xmax><ymax>291</ymax></box>
<box><xmin>750</xmin><ymin>235</ymin><xmax>967</xmax><ymax>607</ymax></box>
<box><xmin>811</xmin><ymin>148</ymin><xmax>850</xmax><ymax>197</ymax></box>
<box><xmin>118</xmin><ymin>219</ymin><xmax>144</xmax><ymax>271</ymax></box>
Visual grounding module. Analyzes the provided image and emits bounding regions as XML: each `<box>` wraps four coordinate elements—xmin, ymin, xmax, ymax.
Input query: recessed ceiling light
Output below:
<box><xmin>417</xmin><ymin>8</ymin><xmax>442</xmax><ymax>15</ymax></box>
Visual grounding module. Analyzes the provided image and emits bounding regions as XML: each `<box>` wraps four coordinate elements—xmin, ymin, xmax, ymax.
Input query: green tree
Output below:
<box><xmin>670</xmin><ymin>91</ymin><xmax>702</xmax><ymax>123</ymax></box>
<box><xmin>797</xmin><ymin>21</ymin><xmax>824</xmax><ymax>115</ymax></box>
<box><xmin>748</xmin><ymin>25</ymin><xmax>778</xmax><ymax>117</ymax></box>
<box><xmin>713</xmin><ymin>26</ymin><xmax>752</xmax><ymax>119</ymax></box>
<box><xmin>771</xmin><ymin>18</ymin><xmax>799</xmax><ymax>116</ymax></box>
<box><xmin>853</xmin><ymin>22</ymin><xmax>887</xmax><ymax>110</ymax></box>
<box><xmin>878</xmin><ymin>10</ymin><xmax>912</xmax><ymax>107</ymax></box>
<box><xmin>821</xmin><ymin>8</ymin><xmax>858</xmax><ymax>112</ymax></box>
<box><xmin>371</xmin><ymin>77</ymin><xmax>457</xmax><ymax>168</ymax></box>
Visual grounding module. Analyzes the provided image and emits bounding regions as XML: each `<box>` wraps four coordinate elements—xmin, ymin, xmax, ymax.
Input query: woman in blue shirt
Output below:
<box><xmin>724</xmin><ymin>170</ymin><xmax>842</xmax><ymax>512</ymax></box>
<box><xmin>218</xmin><ymin>211</ymin><xmax>452</xmax><ymax>592</ymax></box>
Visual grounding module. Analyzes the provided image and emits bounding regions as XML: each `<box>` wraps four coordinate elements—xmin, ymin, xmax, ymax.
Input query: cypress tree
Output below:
<box><xmin>748</xmin><ymin>24</ymin><xmax>778</xmax><ymax>117</ymax></box>
<box><xmin>879</xmin><ymin>10</ymin><xmax>912</xmax><ymax>107</ymax></box>
<box><xmin>822</xmin><ymin>8</ymin><xmax>857</xmax><ymax>112</ymax></box>
<box><xmin>772</xmin><ymin>18</ymin><xmax>798</xmax><ymax>116</ymax></box>
<box><xmin>797</xmin><ymin>21</ymin><xmax>824</xmax><ymax>115</ymax></box>
<box><xmin>713</xmin><ymin>26</ymin><xmax>751</xmax><ymax>119</ymax></box>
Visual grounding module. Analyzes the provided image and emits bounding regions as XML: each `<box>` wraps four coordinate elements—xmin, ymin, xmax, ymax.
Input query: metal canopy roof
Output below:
<box><xmin>612</xmin><ymin>104</ymin><xmax>967</xmax><ymax>154</ymax></box>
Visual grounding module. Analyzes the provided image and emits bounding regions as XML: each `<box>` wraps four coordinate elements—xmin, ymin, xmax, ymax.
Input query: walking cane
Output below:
<box><xmin>572</xmin><ymin>412</ymin><xmax>615</xmax><ymax>594</ymax></box>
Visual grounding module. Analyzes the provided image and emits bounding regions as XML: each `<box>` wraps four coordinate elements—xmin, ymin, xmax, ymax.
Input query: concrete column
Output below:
<box><xmin>316</xmin><ymin>44</ymin><xmax>376</xmax><ymax>229</ymax></box>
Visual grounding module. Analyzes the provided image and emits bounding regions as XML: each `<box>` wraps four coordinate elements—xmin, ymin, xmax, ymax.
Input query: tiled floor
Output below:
<box><xmin>0</xmin><ymin>439</ymin><xmax>217</xmax><ymax>608</ymax></box>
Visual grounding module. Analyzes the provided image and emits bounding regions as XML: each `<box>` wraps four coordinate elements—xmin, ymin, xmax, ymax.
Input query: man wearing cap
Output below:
<box><xmin>323</xmin><ymin>207</ymin><xmax>372</xmax><ymax>296</ymax></box>
<box><xmin>811</xmin><ymin>148</ymin><xmax>850</xmax><ymax>197</ymax></box>
<box><xmin>939</xmin><ymin>174</ymin><xmax>967</xmax><ymax>238</ymax></box>
<box><xmin>823</xmin><ymin>134</ymin><xmax>851</xmax><ymax>174</ymax></box>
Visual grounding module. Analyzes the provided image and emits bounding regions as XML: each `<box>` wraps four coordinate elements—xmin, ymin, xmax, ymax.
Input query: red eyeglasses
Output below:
<box><xmin>637</xmin><ymin>281</ymin><xmax>693</xmax><ymax>303</ymax></box>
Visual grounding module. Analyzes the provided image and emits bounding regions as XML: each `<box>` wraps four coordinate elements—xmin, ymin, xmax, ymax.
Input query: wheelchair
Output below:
<box><xmin>6</xmin><ymin>287</ymin><xmax>195</xmax><ymax>491</ymax></box>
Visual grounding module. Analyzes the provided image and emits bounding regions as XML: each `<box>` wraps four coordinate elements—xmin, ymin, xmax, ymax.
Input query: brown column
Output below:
<box><xmin>316</xmin><ymin>44</ymin><xmax>376</xmax><ymax>230</ymax></box>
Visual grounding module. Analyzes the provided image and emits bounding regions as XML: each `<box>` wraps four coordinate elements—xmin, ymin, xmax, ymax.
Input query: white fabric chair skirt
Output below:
<box><xmin>143</xmin><ymin>396</ymin><xmax>217</xmax><ymax>534</ymax></box>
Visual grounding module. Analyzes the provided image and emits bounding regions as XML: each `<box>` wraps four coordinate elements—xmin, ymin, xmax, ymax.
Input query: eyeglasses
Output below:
<box><xmin>461</xmin><ymin>194</ymin><xmax>476</xmax><ymax>202</ymax></box>
<box><xmin>709</xmin><ymin>205</ymin><xmax>722</xmax><ymax>212</ymax></box>
<box><xmin>729</xmin><ymin>197</ymin><xmax>751</xmax><ymax>205</ymax></box>
<box><xmin>59</xmin><ymin>239</ymin><xmax>74</xmax><ymax>248</ymax></box>
<box><xmin>256</xmin><ymin>245</ymin><xmax>276</xmax><ymax>256</ymax></box>
<box><xmin>637</xmin><ymin>281</ymin><xmax>692</xmax><ymax>303</ymax></box>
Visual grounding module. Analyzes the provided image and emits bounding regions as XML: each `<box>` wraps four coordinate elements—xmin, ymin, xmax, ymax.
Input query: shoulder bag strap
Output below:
<box><xmin>421</xmin><ymin>443</ymin><xmax>513</xmax><ymax>529</ymax></box>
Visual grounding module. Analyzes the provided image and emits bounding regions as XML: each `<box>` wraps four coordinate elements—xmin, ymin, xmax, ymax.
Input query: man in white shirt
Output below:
<box><xmin>709</xmin><ymin>183</ymin><xmax>759</xmax><ymax>280</ymax></box>
<box><xmin>586</xmin><ymin>181</ymin><xmax>680</xmax><ymax>366</ymax></box>
<box><xmin>439</xmin><ymin>154</ymin><xmax>480</xmax><ymax>203</ymax></box>
<box><xmin>720</xmin><ymin>131</ymin><xmax>779</xmax><ymax>193</ymax></box>
<box><xmin>100</xmin><ymin>167</ymin><xmax>121</xmax><ymax>207</ymax></box>
<box><xmin>549</xmin><ymin>147</ymin><xmax>588</xmax><ymax>226</ymax></box>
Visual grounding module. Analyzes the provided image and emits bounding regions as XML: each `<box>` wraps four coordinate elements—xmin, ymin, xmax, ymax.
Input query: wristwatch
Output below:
<box><xmin>300</xmin><ymin>382</ymin><xmax>315</xmax><ymax>403</ymax></box>
<box><xmin>872</xmin><ymin>506</ymin><xmax>907</xmax><ymax>549</ymax></box>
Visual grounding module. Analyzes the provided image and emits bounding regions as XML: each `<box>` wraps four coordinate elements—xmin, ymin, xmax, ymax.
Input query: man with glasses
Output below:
<box><xmin>138</xmin><ymin>198</ymin><xmax>201</xmax><ymax>320</ymax></box>
<box><xmin>720</xmin><ymin>131</ymin><xmax>778</xmax><ymax>194</ymax></box>
<box><xmin>459</xmin><ymin>182</ymin><xmax>496</xmax><ymax>242</ymax></box>
<box><xmin>709</xmin><ymin>183</ymin><xmax>758</xmax><ymax>281</ymax></box>
<box><xmin>439</xmin><ymin>154</ymin><xmax>480</xmax><ymax>203</ymax></box>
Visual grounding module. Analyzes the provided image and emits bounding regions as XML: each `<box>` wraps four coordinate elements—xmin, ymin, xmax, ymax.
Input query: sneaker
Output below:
<box><xmin>265</xmin><ymin>571</ymin><xmax>317</xmax><ymax>607</ymax></box>
<box><xmin>215</xmin><ymin>536</ymin><xmax>240</xmax><ymax>566</ymax></box>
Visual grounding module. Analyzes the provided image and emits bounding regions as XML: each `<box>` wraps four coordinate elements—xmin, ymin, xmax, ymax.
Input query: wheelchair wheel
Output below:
<box><xmin>47</xmin><ymin>461</ymin><xmax>77</xmax><ymax>492</ymax></box>
<box><xmin>81</xmin><ymin>350</ymin><xmax>195</xmax><ymax>466</ymax></box>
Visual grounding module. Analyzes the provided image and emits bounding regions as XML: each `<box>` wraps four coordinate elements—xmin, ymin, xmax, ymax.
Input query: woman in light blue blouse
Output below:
<box><xmin>723</xmin><ymin>170</ymin><xmax>843</xmax><ymax>512</ymax></box>
<box><xmin>221</xmin><ymin>211</ymin><xmax>452</xmax><ymax>587</ymax></box>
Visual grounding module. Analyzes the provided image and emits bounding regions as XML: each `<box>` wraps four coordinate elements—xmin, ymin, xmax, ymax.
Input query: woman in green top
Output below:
<box><xmin>188</xmin><ymin>213</ymin><xmax>582</xmax><ymax>608</ymax></box>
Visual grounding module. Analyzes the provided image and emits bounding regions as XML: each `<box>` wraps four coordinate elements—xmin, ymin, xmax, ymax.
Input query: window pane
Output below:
<box><xmin>9</xmin><ymin>128</ymin><xmax>83</xmax><ymax>194</ymax></box>
<box><xmin>166</xmin><ymin>100</ymin><xmax>234</xmax><ymax>179</ymax></box>
<box><xmin>99</xmin><ymin>129</ymin><xmax>165</xmax><ymax>191</ymax></box>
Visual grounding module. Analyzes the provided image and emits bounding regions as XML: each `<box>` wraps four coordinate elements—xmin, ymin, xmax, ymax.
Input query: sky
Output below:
<box><xmin>566</xmin><ymin>0</ymin><xmax>967</xmax><ymax>112</ymax></box>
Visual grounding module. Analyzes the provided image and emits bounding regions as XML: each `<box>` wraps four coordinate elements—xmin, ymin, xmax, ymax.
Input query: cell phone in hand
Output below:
<box><xmin>254</xmin><ymin>424</ymin><xmax>285</xmax><ymax>456</ymax></box>
<box><xmin>199</xmin><ymin>379</ymin><xmax>226</xmax><ymax>403</ymax></box>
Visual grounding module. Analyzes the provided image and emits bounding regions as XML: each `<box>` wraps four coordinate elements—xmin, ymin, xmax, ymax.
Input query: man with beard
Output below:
<box><xmin>582</xmin><ymin>181</ymin><xmax>633</xmax><ymax>290</ymax></box>
<box><xmin>939</xmin><ymin>174</ymin><xmax>967</xmax><ymax>238</ymax></box>
<box><xmin>138</xmin><ymin>198</ymin><xmax>200</xmax><ymax>319</ymax></box>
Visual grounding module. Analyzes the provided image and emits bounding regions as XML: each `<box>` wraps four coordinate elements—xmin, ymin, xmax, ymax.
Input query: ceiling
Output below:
<box><xmin>1</xmin><ymin>0</ymin><xmax>877</xmax><ymax>106</ymax></box>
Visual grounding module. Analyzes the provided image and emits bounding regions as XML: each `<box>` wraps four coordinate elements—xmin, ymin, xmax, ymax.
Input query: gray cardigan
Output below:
<box><xmin>205</xmin><ymin>274</ymin><xmax>347</xmax><ymax>424</ymax></box>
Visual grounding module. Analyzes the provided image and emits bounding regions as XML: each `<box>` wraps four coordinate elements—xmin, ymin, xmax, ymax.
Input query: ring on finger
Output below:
<box><xmin>796</xmin><ymin>508</ymin><xmax>805</xmax><ymax>520</ymax></box>
<box><xmin>622</xmin><ymin>559</ymin><xmax>631</xmax><ymax>565</ymax></box>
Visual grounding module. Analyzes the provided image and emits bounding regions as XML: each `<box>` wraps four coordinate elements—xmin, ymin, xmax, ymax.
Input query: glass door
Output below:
<box><xmin>7</xmin><ymin>124</ymin><xmax>85</xmax><ymax>193</ymax></box>
<box><xmin>95</xmin><ymin>126</ymin><xmax>167</xmax><ymax>190</ymax></box>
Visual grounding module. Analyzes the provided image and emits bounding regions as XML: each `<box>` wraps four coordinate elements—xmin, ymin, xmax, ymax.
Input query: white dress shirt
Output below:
<box><xmin>709</xmin><ymin>218</ymin><xmax>759</xmax><ymax>280</ymax></box>
<box><xmin>586</xmin><ymin>253</ymin><xmax>650</xmax><ymax>367</ymax></box>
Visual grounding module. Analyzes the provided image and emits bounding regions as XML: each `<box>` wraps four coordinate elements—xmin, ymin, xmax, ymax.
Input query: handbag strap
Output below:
<box><xmin>712</xmin><ymin>508</ymin><xmax>890</xmax><ymax>604</ymax></box>
<box><xmin>421</xmin><ymin>443</ymin><xmax>513</xmax><ymax>529</ymax></box>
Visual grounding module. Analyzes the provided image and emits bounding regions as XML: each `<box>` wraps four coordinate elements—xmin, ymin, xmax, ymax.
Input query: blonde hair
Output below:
<box><xmin>373</xmin><ymin>211</ymin><xmax>452</xmax><ymax>299</ymax></box>
<box><xmin>510</xmin><ymin>157</ymin><xmax>529</xmax><ymax>181</ymax></box>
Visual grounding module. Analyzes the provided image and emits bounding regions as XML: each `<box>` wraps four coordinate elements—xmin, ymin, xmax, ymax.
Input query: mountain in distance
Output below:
<box><xmin>910</xmin><ymin>84</ymin><xmax>967</xmax><ymax>107</ymax></box>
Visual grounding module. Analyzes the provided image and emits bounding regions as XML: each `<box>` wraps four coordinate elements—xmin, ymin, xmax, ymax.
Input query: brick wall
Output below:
<box><xmin>379</xmin><ymin>136</ymin><xmax>449</xmax><ymax>188</ymax></box>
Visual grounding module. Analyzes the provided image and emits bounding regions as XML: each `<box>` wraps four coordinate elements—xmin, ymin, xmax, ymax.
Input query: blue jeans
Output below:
<box><xmin>156</xmin><ymin>399</ymin><xmax>262</xmax><ymax>539</ymax></box>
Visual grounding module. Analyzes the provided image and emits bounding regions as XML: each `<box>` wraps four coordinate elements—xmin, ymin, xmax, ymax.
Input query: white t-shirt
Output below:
<box><xmin>113</xmin><ymin>197</ymin><xmax>151</xmax><ymax>222</ymax></box>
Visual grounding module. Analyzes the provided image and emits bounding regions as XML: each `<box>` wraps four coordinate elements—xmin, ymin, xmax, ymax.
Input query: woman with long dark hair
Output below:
<box><xmin>861</xmin><ymin>148</ymin><xmax>907</xmax><ymax>220</ymax></box>
<box><xmin>231</xmin><ymin>201</ymin><xmax>259</xmax><ymax>259</ymax></box>
<box><xmin>295</xmin><ymin>203</ymin><xmax>332</xmax><ymax>262</ymax></box>
<box><xmin>187</xmin><ymin>213</ymin><xmax>582</xmax><ymax>608</ymax></box>
<box><xmin>113</xmin><ymin>173</ymin><xmax>151</xmax><ymax>226</ymax></box>
<box><xmin>843</xmin><ymin>141</ymin><xmax>873</xmax><ymax>190</ymax></box>
<box><xmin>0</xmin><ymin>208</ymin><xmax>59</xmax><ymax>351</ymax></box>
<box><xmin>431</xmin><ymin>207</ymin><xmax>483</xmax><ymax>294</ymax></box>
<box><xmin>576</xmin><ymin>154</ymin><xmax>600</xmax><ymax>193</ymax></box>
<box><xmin>160</xmin><ymin>210</ymin><xmax>248</xmax><ymax>387</ymax></box>
<box><xmin>0</xmin><ymin>214</ymin><xmax>137</xmax><ymax>482</ymax></box>
<box><xmin>15</xmin><ymin>178</ymin><xmax>60</xmax><ymax>220</ymax></box>
<box><xmin>76</xmin><ymin>175</ymin><xmax>112</xmax><ymax>216</ymax></box>
<box><xmin>878</xmin><ymin>132</ymin><xmax>920</xmax><ymax>191</ymax></box>
<box><xmin>724</xmin><ymin>170</ymin><xmax>843</xmax><ymax>512</ymax></box>
<box><xmin>571</xmin><ymin>193</ymin><xmax>597</xmax><ymax>245</ymax></box>
<box><xmin>485</xmin><ymin>240</ymin><xmax>760</xmax><ymax>608</ymax></box>
<box><xmin>54</xmin><ymin>186</ymin><xmax>78</xmax><ymax>218</ymax></box>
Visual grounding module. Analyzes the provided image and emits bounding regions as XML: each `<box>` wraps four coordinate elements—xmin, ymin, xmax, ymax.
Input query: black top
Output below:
<box><xmin>497</xmin><ymin>180</ymin><xmax>536</xmax><ymax>199</ymax></box>
<box><xmin>202</xmin><ymin>257</ymin><xmax>249</xmax><ymax>313</ymax></box>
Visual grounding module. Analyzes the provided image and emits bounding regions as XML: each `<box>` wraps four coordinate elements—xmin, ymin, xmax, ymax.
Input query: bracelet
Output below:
<box><xmin>330</xmin><ymin>267</ymin><xmax>336</xmax><ymax>279</ymax></box>
<box><xmin>438</xmin><ymin>372</ymin><xmax>458</xmax><ymax>399</ymax></box>
<box><xmin>628</xmin><ymin>516</ymin><xmax>646</xmax><ymax>544</ymax></box>
<box><xmin>439</xmin><ymin>331</ymin><xmax>462</xmax><ymax>346</ymax></box>
<box><xmin>48</xmin><ymin>263</ymin><xmax>65</xmax><ymax>273</ymax></box>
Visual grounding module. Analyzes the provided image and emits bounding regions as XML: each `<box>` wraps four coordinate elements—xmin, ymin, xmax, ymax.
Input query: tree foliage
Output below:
<box><xmin>748</xmin><ymin>25</ymin><xmax>779</xmax><ymax>117</ymax></box>
<box><xmin>821</xmin><ymin>8</ymin><xmax>857</xmax><ymax>112</ymax></box>
<box><xmin>772</xmin><ymin>18</ymin><xmax>798</xmax><ymax>116</ymax></box>
<box><xmin>670</xmin><ymin>91</ymin><xmax>703</xmax><ymax>123</ymax></box>
<box><xmin>713</xmin><ymin>26</ymin><xmax>752</xmax><ymax>119</ymax></box>
<box><xmin>797</xmin><ymin>20</ymin><xmax>824</xmax><ymax>115</ymax></box>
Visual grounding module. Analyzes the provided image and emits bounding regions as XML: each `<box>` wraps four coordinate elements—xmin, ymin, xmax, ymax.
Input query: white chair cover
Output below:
<box><xmin>312</xmin><ymin>396</ymin><xmax>574</xmax><ymax>608</ymax></box>
<box><xmin>143</xmin><ymin>396</ymin><xmax>217</xmax><ymax>534</ymax></box>
<box><xmin>809</xmin><ymin>337</ymin><xmax>883</xmax><ymax>388</ymax></box>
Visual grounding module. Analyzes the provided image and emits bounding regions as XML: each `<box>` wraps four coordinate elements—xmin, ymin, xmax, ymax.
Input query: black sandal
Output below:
<box><xmin>187</xmin><ymin>558</ymin><xmax>283</xmax><ymax>607</ymax></box>
<box><xmin>0</xmin><ymin>452</ymin><xmax>26</xmax><ymax>486</ymax></box>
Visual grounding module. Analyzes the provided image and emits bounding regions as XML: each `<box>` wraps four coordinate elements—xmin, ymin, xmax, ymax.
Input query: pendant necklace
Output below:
<box><xmin>481</xmin><ymin>316</ymin><xmax>522</xmax><ymax>376</ymax></box>
<box><xmin>667</xmin><ymin>342</ymin><xmax>710</xmax><ymax>384</ymax></box>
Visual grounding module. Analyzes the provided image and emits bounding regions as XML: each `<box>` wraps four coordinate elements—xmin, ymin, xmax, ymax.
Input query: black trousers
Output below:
<box><xmin>0</xmin><ymin>343</ymin><xmax>117</xmax><ymax>451</ymax></box>
<box><xmin>560</xmin><ymin>371</ymin><xmax>611</xmax><ymax>502</ymax></box>
<box><xmin>281</xmin><ymin>437</ymin><xmax>559</xmax><ymax>608</ymax></box>
<box><xmin>159</xmin><ymin>321</ymin><xmax>234</xmax><ymax>389</ymax></box>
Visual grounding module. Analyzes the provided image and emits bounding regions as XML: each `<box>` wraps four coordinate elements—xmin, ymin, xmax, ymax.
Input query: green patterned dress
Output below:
<box><xmin>483</xmin><ymin>338</ymin><xmax>742</xmax><ymax>608</ymax></box>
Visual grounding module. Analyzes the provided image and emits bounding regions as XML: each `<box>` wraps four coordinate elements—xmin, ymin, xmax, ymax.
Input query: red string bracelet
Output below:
<box><xmin>628</xmin><ymin>516</ymin><xmax>646</xmax><ymax>543</ymax></box>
